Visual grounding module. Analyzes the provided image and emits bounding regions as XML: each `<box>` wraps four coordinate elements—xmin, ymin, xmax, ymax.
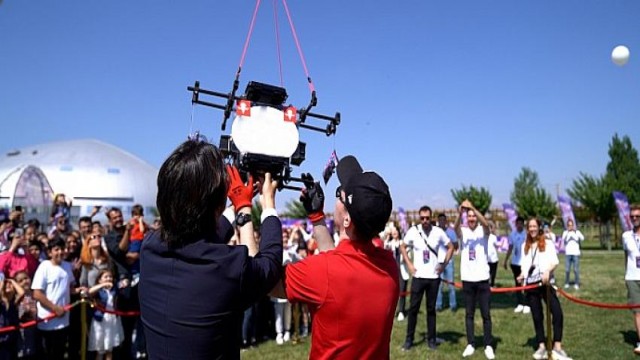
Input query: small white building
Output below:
<box><xmin>0</xmin><ymin>139</ymin><xmax>158</xmax><ymax>225</ymax></box>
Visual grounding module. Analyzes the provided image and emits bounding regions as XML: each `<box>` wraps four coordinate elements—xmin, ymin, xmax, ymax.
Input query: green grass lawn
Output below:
<box><xmin>241</xmin><ymin>250</ymin><xmax>634</xmax><ymax>359</ymax></box>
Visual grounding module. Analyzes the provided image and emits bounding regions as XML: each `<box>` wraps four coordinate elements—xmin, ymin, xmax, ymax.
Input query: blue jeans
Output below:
<box><xmin>565</xmin><ymin>255</ymin><xmax>580</xmax><ymax>285</ymax></box>
<box><xmin>436</xmin><ymin>261</ymin><xmax>457</xmax><ymax>309</ymax></box>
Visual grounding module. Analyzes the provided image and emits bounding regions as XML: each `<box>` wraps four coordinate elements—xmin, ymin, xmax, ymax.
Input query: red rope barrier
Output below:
<box><xmin>0</xmin><ymin>298</ymin><xmax>142</xmax><ymax>335</ymax></box>
<box><xmin>91</xmin><ymin>302</ymin><xmax>140</xmax><ymax>317</ymax></box>
<box><xmin>441</xmin><ymin>279</ymin><xmax>541</xmax><ymax>293</ymax></box>
<box><xmin>0</xmin><ymin>300</ymin><xmax>81</xmax><ymax>334</ymax></box>
<box><xmin>556</xmin><ymin>286</ymin><xmax>640</xmax><ymax>309</ymax></box>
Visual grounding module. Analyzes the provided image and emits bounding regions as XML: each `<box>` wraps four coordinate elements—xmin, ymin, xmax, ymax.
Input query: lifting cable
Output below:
<box><xmin>236</xmin><ymin>0</ymin><xmax>315</xmax><ymax>95</ymax></box>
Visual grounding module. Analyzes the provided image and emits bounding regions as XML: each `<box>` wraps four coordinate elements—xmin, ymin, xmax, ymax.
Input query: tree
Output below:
<box><xmin>568</xmin><ymin>173</ymin><xmax>615</xmax><ymax>223</ymax></box>
<box><xmin>450</xmin><ymin>185</ymin><xmax>492</xmax><ymax>215</ymax></box>
<box><xmin>280</xmin><ymin>199</ymin><xmax>307</xmax><ymax>219</ymax></box>
<box><xmin>606</xmin><ymin>134</ymin><xmax>640</xmax><ymax>204</ymax></box>
<box><xmin>568</xmin><ymin>172</ymin><xmax>616</xmax><ymax>249</ymax></box>
<box><xmin>250</xmin><ymin>200</ymin><xmax>262</xmax><ymax>229</ymax></box>
<box><xmin>510</xmin><ymin>167</ymin><xmax>557</xmax><ymax>221</ymax></box>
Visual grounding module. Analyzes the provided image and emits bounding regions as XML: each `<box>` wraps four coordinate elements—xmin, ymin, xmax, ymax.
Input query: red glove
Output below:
<box><xmin>226</xmin><ymin>165</ymin><xmax>254</xmax><ymax>211</ymax></box>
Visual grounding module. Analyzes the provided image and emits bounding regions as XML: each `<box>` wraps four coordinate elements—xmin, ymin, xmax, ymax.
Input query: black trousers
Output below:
<box><xmin>510</xmin><ymin>264</ymin><xmax>525</xmax><ymax>305</ymax></box>
<box><xmin>38</xmin><ymin>328</ymin><xmax>69</xmax><ymax>360</ymax></box>
<box><xmin>489</xmin><ymin>262</ymin><xmax>498</xmax><ymax>287</ymax></box>
<box><xmin>397</xmin><ymin>276</ymin><xmax>409</xmax><ymax>315</ymax></box>
<box><xmin>526</xmin><ymin>285</ymin><xmax>563</xmax><ymax>344</ymax></box>
<box><xmin>462</xmin><ymin>280</ymin><xmax>493</xmax><ymax>347</ymax></box>
<box><xmin>405</xmin><ymin>277</ymin><xmax>441</xmax><ymax>343</ymax></box>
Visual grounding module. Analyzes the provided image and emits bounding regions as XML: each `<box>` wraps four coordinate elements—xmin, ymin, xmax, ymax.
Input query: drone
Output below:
<box><xmin>187</xmin><ymin>79</ymin><xmax>340</xmax><ymax>190</ymax></box>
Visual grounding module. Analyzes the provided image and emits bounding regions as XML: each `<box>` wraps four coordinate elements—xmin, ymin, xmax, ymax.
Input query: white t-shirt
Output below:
<box><xmin>520</xmin><ymin>240</ymin><xmax>559</xmax><ymax>285</ymax></box>
<box><xmin>508</xmin><ymin>230</ymin><xmax>526</xmax><ymax>266</ymax></box>
<box><xmin>460</xmin><ymin>226</ymin><xmax>490</xmax><ymax>282</ymax></box>
<box><xmin>623</xmin><ymin>231</ymin><xmax>640</xmax><ymax>281</ymax></box>
<box><xmin>403</xmin><ymin>225</ymin><xmax>451</xmax><ymax>279</ymax></box>
<box><xmin>31</xmin><ymin>260</ymin><xmax>75</xmax><ymax>330</ymax></box>
<box><xmin>562</xmin><ymin>230</ymin><xmax>585</xmax><ymax>256</ymax></box>
<box><xmin>487</xmin><ymin>234</ymin><xmax>499</xmax><ymax>263</ymax></box>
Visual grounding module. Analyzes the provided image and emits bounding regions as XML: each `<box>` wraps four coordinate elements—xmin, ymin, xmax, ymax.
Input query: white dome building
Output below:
<box><xmin>0</xmin><ymin>139</ymin><xmax>158</xmax><ymax>225</ymax></box>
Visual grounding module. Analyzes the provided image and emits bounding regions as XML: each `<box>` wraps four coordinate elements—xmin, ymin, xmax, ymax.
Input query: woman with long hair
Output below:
<box><xmin>79</xmin><ymin>233</ymin><xmax>112</xmax><ymax>288</ymax></box>
<box><xmin>518</xmin><ymin>217</ymin><xmax>572</xmax><ymax>360</ymax></box>
<box><xmin>384</xmin><ymin>226</ymin><xmax>409</xmax><ymax>321</ymax></box>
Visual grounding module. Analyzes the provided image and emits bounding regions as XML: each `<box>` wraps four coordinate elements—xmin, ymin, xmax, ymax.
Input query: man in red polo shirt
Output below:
<box><xmin>279</xmin><ymin>155</ymin><xmax>399</xmax><ymax>360</ymax></box>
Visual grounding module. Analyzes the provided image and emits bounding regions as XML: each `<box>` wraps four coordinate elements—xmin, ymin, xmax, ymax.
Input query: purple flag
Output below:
<box><xmin>322</xmin><ymin>150</ymin><xmax>339</xmax><ymax>184</ymax></box>
<box><xmin>398</xmin><ymin>207</ymin><xmax>408</xmax><ymax>233</ymax></box>
<box><xmin>502</xmin><ymin>203</ymin><xmax>517</xmax><ymax>233</ymax></box>
<box><xmin>557</xmin><ymin>195</ymin><xmax>577</xmax><ymax>230</ymax></box>
<box><xmin>613</xmin><ymin>191</ymin><xmax>633</xmax><ymax>232</ymax></box>
<box><xmin>498</xmin><ymin>235</ymin><xmax>510</xmax><ymax>252</ymax></box>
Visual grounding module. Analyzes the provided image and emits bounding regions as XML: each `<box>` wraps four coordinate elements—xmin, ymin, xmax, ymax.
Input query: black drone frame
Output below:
<box><xmin>187</xmin><ymin>79</ymin><xmax>340</xmax><ymax>191</ymax></box>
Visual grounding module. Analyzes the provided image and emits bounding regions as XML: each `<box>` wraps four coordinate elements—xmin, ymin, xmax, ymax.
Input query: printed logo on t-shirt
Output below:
<box><xmin>635</xmin><ymin>256</ymin><xmax>640</xmax><ymax>269</ymax></box>
<box><xmin>469</xmin><ymin>249</ymin><xmax>476</xmax><ymax>261</ymax></box>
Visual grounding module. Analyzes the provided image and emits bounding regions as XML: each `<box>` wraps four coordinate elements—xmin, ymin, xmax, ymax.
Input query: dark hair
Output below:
<box><xmin>96</xmin><ymin>268</ymin><xmax>114</xmax><ymax>283</ymax></box>
<box><xmin>157</xmin><ymin>140</ymin><xmax>228</xmax><ymax>246</ymax></box>
<box><xmin>28</xmin><ymin>240</ymin><xmax>42</xmax><ymax>249</ymax></box>
<box><xmin>516</xmin><ymin>216</ymin><xmax>525</xmax><ymax>223</ymax></box>
<box><xmin>48</xmin><ymin>238</ymin><xmax>66</xmax><ymax>251</ymax></box>
<box><xmin>418</xmin><ymin>206</ymin><xmax>432</xmax><ymax>214</ymax></box>
<box><xmin>437</xmin><ymin>213</ymin><xmax>446</xmax><ymax>219</ymax></box>
<box><xmin>27</xmin><ymin>218</ymin><xmax>41</xmax><ymax>229</ymax></box>
<box><xmin>107</xmin><ymin>208</ymin><xmax>122</xmax><ymax>220</ymax></box>
<box><xmin>132</xmin><ymin>204</ymin><xmax>144</xmax><ymax>217</ymax></box>
<box><xmin>631</xmin><ymin>204</ymin><xmax>640</xmax><ymax>212</ymax></box>
<box><xmin>78</xmin><ymin>216</ymin><xmax>92</xmax><ymax>225</ymax></box>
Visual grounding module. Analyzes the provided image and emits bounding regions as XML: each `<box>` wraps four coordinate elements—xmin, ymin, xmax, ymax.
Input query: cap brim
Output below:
<box><xmin>337</xmin><ymin>155</ymin><xmax>363</xmax><ymax>187</ymax></box>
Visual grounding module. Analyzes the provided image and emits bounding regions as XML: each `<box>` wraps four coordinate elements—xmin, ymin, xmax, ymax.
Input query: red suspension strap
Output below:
<box><xmin>281</xmin><ymin>0</ymin><xmax>315</xmax><ymax>94</ymax></box>
<box><xmin>272</xmin><ymin>0</ymin><xmax>284</xmax><ymax>87</ymax></box>
<box><xmin>238</xmin><ymin>0</ymin><xmax>263</xmax><ymax>75</ymax></box>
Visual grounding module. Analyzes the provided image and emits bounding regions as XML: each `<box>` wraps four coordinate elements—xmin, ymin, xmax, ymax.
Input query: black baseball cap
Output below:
<box><xmin>337</xmin><ymin>155</ymin><xmax>392</xmax><ymax>238</ymax></box>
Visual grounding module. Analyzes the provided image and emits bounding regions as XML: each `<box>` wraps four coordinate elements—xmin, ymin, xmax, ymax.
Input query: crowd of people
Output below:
<box><xmin>0</xmin><ymin>197</ymin><xmax>153</xmax><ymax>360</ymax></box>
<box><xmin>1</xmin><ymin>136</ymin><xmax>639</xmax><ymax>359</ymax></box>
<box><xmin>387</xmin><ymin>205</ymin><xmax>577</xmax><ymax>360</ymax></box>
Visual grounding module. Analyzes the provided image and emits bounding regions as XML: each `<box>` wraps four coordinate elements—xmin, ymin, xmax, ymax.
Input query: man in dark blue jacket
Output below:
<box><xmin>139</xmin><ymin>139</ymin><xmax>283</xmax><ymax>360</ymax></box>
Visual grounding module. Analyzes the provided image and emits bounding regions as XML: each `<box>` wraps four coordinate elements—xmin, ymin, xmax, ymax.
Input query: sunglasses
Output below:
<box><xmin>420</xmin><ymin>216</ymin><xmax>431</xmax><ymax>221</ymax></box>
<box><xmin>631</xmin><ymin>215</ymin><xmax>640</xmax><ymax>219</ymax></box>
<box><xmin>335</xmin><ymin>186</ymin><xmax>345</xmax><ymax>204</ymax></box>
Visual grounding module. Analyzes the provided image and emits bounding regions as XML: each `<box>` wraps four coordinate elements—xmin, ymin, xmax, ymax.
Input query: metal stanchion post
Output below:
<box><xmin>80</xmin><ymin>298</ymin><xmax>88</xmax><ymax>360</ymax></box>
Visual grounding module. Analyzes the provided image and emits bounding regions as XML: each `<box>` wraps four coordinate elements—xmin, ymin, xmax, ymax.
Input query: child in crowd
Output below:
<box><xmin>88</xmin><ymin>269</ymin><xmax>124</xmax><ymax>360</ymax></box>
<box><xmin>27</xmin><ymin>241</ymin><xmax>43</xmax><ymax>263</ymax></box>
<box><xmin>127</xmin><ymin>205</ymin><xmax>147</xmax><ymax>285</ymax></box>
<box><xmin>32</xmin><ymin>238</ymin><xmax>78</xmax><ymax>360</ymax></box>
<box><xmin>272</xmin><ymin>228</ymin><xmax>298</xmax><ymax>345</ymax></box>
<box><xmin>14</xmin><ymin>270</ymin><xmax>37</xmax><ymax>359</ymax></box>
<box><xmin>1</xmin><ymin>273</ymin><xmax>25</xmax><ymax>359</ymax></box>
<box><xmin>49</xmin><ymin>194</ymin><xmax>71</xmax><ymax>227</ymax></box>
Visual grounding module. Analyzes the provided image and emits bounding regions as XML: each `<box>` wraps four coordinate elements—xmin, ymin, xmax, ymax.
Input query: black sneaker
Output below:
<box><xmin>401</xmin><ymin>341</ymin><xmax>413</xmax><ymax>351</ymax></box>
<box><xmin>428</xmin><ymin>340</ymin><xmax>438</xmax><ymax>350</ymax></box>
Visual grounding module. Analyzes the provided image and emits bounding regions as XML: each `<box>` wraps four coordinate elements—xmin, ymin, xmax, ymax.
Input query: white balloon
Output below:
<box><xmin>612</xmin><ymin>45</ymin><xmax>630</xmax><ymax>66</ymax></box>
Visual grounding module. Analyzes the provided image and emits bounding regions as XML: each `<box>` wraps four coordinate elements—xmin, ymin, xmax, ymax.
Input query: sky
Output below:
<box><xmin>1</xmin><ymin>1</ymin><xmax>639</xmax><ymax>212</ymax></box>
